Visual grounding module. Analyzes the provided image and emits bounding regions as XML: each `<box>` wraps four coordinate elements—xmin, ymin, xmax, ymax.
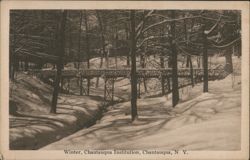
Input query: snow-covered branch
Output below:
<box><xmin>136</xmin><ymin>35</ymin><xmax>169</xmax><ymax>49</ymax></box>
<box><xmin>18</xmin><ymin>49</ymin><xmax>59</xmax><ymax>61</ymax></box>
<box><xmin>204</xmin><ymin>15</ymin><xmax>221</xmax><ymax>35</ymax></box>
<box><xmin>209</xmin><ymin>37</ymin><xmax>240</xmax><ymax>49</ymax></box>
<box><xmin>201</xmin><ymin>16</ymin><xmax>237</xmax><ymax>23</ymax></box>
<box><xmin>149</xmin><ymin>13</ymin><xmax>170</xmax><ymax>20</ymax></box>
<box><xmin>135</xmin><ymin>10</ymin><xmax>154</xmax><ymax>32</ymax></box>
<box><xmin>148</xmin><ymin>42</ymin><xmax>170</xmax><ymax>48</ymax></box>
<box><xmin>140</xmin><ymin>16</ymin><xmax>201</xmax><ymax>37</ymax></box>
<box><xmin>10</xmin><ymin>33</ymin><xmax>52</xmax><ymax>40</ymax></box>
<box><xmin>204</xmin><ymin>16</ymin><xmax>221</xmax><ymax>35</ymax></box>
<box><xmin>135</xmin><ymin>10</ymin><xmax>154</xmax><ymax>39</ymax></box>
<box><xmin>14</xmin><ymin>46</ymin><xmax>25</xmax><ymax>53</ymax></box>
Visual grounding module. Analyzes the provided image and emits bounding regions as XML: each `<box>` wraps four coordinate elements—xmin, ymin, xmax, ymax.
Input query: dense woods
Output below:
<box><xmin>10</xmin><ymin>10</ymin><xmax>241</xmax><ymax>120</ymax></box>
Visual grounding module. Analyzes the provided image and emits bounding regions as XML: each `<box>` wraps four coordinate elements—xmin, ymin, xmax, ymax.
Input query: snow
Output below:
<box><xmin>9</xmin><ymin>73</ymin><xmax>105</xmax><ymax>149</ymax></box>
<box><xmin>42</xmin><ymin>73</ymin><xmax>241</xmax><ymax>150</ymax></box>
<box><xmin>10</xmin><ymin>55</ymin><xmax>241</xmax><ymax>150</ymax></box>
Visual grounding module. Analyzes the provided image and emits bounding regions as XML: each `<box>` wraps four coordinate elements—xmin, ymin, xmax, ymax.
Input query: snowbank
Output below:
<box><xmin>42</xmin><ymin>74</ymin><xmax>241</xmax><ymax>150</ymax></box>
<box><xmin>9</xmin><ymin>73</ymin><xmax>105</xmax><ymax>149</ymax></box>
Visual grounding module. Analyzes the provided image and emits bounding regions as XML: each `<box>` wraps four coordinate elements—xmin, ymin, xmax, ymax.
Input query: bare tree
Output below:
<box><xmin>225</xmin><ymin>46</ymin><xmax>233</xmax><ymax>73</ymax></box>
<box><xmin>96</xmin><ymin>11</ymin><xmax>106</xmax><ymax>88</ymax></box>
<box><xmin>130</xmin><ymin>10</ymin><xmax>138</xmax><ymax>121</ymax></box>
<box><xmin>51</xmin><ymin>10</ymin><xmax>67</xmax><ymax>113</ymax></box>
<box><xmin>202</xmin><ymin>24</ymin><xmax>208</xmax><ymax>92</ymax></box>
<box><xmin>84</xmin><ymin>10</ymin><xmax>91</xmax><ymax>95</ymax></box>
<box><xmin>125</xmin><ymin>23</ymin><xmax>130</xmax><ymax>66</ymax></box>
<box><xmin>183</xmin><ymin>18</ymin><xmax>194</xmax><ymax>87</ymax></box>
<box><xmin>77</xmin><ymin>11</ymin><xmax>83</xmax><ymax>70</ymax></box>
<box><xmin>170</xmin><ymin>11</ymin><xmax>179</xmax><ymax>107</ymax></box>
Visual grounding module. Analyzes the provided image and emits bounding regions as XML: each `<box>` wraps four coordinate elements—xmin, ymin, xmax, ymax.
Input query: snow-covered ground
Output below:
<box><xmin>42</xmin><ymin>73</ymin><xmax>241</xmax><ymax>150</ymax></box>
<box><xmin>10</xmin><ymin>55</ymin><xmax>241</xmax><ymax>150</ymax></box>
<box><xmin>9</xmin><ymin>73</ymin><xmax>104</xmax><ymax>149</ymax></box>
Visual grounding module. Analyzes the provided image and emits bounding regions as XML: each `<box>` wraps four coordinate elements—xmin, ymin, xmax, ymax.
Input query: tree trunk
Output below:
<box><xmin>189</xmin><ymin>57</ymin><xmax>194</xmax><ymax>87</ymax></box>
<box><xmin>125</xmin><ymin>23</ymin><xmax>130</xmax><ymax>66</ymax></box>
<box><xmin>183</xmin><ymin>18</ymin><xmax>194</xmax><ymax>87</ymax></box>
<box><xmin>159</xmin><ymin>18</ymin><xmax>166</xmax><ymax>95</ymax></box>
<box><xmin>68</xmin><ymin>25</ymin><xmax>74</xmax><ymax>68</ymax></box>
<box><xmin>77</xmin><ymin>11</ymin><xmax>83</xmax><ymax>70</ymax></box>
<box><xmin>80</xmin><ymin>75</ymin><xmax>83</xmax><ymax>96</ymax></box>
<box><xmin>160</xmin><ymin>54</ymin><xmax>165</xmax><ymax>95</ymax></box>
<box><xmin>10</xmin><ymin>30</ymin><xmax>16</xmax><ymax>81</ymax></box>
<box><xmin>186</xmin><ymin>56</ymin><xmax>190</xmax><ymax>67</ymax></box>
<box><xmin>15</xmin><ymin>57</ymin><xmax>19</xmax><ymax>73</ymax></box>
<box><xmin>9</xmin><ymin>53</ymin><xmax>14</xmax><ymax>80</ymax></box>
<box><xmin>184</xmin><ymin>18</ymin><xmax>190</xmax><ymax>69</ymax></box>
<box><xmin>225</xmin><ymin>47</ymin><xmax>233</xmax><ymax>73</ymax></box>
<box><xmin>127</xmin><ymin>54</ymin><xmax>130</xmax><ymax>66</ymax></box>
<box><xmin>130</xmin><ymin>10</ymin><xmax>138</xmax><ymax>121</ymax></box>
<box><xmin>95</xmin><ymin>55</ymin><xmax>103</xmax><ymax>88</ymax></box>
<box><xmin>202</xmin><ymin>25</ymin><xmax>208</xmax><ymax>92</ymax></box>
<box><xmin>76</xmin><ymin>11</ymin><xmax>83</xmax><ymax>87</ymax></box>
<box><xmin>24</xmin><ymin>60</ymin><xmax>28</xmax><ymax>71</ymax></box>
<box><xmin>115</xmin><ymin>34</ymin><xmax>118</xmax><ymax>69</ymax></box>
<box><xmin>114</xmin><ymin>16</ymin><xmax>118</xmax><ymax>69</ymax></box>
<box><xmin>140</xmin><ymin>53</ymin><xmax>147</xmax><ymax>93</ymax></box>
<box><xmin>51</xmin><ymin>10</ymin><xmax>67</xmax><ymax>114</ymax></box>
<box><xmin>84</xmin><ymin>10</ymin><xmax>90</xmax><ymax>95</ymax></box>
<box><xmin>197</xmin><ymin>57</ymin><xmax>200</xmax><ymax>68</ymax></box>
<box><xmin>97</xmin><ymin>12</ymin><xmax>108</xmax><ymax>68</ymax></box>
<box><xmin>238</xmin><ymin>40</ymin><xmax>241</xmax><ymax>57</ymax></box>
<box><xmin>96</xmin><ymin>11</ymin><xmax>106</xmax><ymax>88</ymax></box>
<box><xmin>170</xmin><ymin>10</ymin><xmax>179</xmax><ymax>107</ymax></box>
<box><xmin>168</xmin><ymin>56</ymin><xmax>172</xmax><ymax>68</ymax></box>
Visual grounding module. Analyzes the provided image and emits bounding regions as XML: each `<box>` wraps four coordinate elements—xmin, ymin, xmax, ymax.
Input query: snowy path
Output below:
<box><xmin>42</xmin><ymin>75</ymin><xmax>241</xmax><ymax>150</ymax></box>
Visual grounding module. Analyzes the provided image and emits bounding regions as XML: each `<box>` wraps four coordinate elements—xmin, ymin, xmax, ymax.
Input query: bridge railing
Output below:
<box><xmin>27</xmin><ymin>68</ymin><xmax>227</xmax><ymax>79</ymax></box>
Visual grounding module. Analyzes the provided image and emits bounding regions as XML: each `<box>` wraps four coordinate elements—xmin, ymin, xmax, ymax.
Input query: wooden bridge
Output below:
<box><xmin>28</xmin><ymin>66</ymin><xmax>228</xmax><ymax>102</ymax></box>
<box><xmin>29</xmin><ymin>68</ymin><xmax>226</xmax><ymax>79</ymax></box>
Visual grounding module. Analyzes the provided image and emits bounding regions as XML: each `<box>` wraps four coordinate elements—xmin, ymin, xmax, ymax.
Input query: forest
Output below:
<box><xmin>9</xmin><ymin>10</ymin><xmax>242</xmax><ymax>150</ymax></box>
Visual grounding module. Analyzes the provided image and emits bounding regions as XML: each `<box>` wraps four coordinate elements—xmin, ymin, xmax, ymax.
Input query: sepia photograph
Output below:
<box><xmin>0</xmin><ymin>1</ymin><xmax>249</xmax><ymax>160</ymax></box>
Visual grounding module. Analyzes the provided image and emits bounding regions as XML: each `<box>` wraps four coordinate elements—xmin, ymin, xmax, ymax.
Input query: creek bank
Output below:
<box><xmin>9</xmin><ymin>73</ymin><xmax>107</xmax><ymax>150</ymax></box>
<box><xmin>42</xmin><ymin>74</ymin><xmax>241</xmax><ymax>150</ymax></box>
<box><xmin>10</xmin><ymin>95</ymin><xmax>107</xmax><ymax>150</ymax></box>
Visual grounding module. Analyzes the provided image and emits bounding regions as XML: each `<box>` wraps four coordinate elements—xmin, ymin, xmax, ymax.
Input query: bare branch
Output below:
<box><xmin>149</xmin><ymin>13</ymin><xmax>170</xmax><ymax>20</ymax></box>
<box><xmin>201</xmin><ymin>16</ymin><xmax>237</xmax><ymax>23</ymax></box>
<box><xmin>135</xmin><ymin>10</ymin><xmax>154</xmax><ymax>40</ymax></box>
<box><xmin>204</xmin><ymin>15</ymin><xmax>222</xmax><ymax>35</ymax></box>
<box><xmin>177</xmin><ymin>45</ymin><xmax>199</xmax><ymax>57</ymax></box>
<box><xmin>136</xmin><ymin>35</ymin><xmax>169</xmax><ymax>49</ymax></box>
<box><xmin>141</xmin><ymin>16</ymin><xmax>201</xmax><ymax>37</ymax></box>
<box><xmin>209</xmin><ymin>37</ymin><xmax>240</xmax><ymax>49</ymax></box>
<box><xmin>10</xmin><ymin>33</ymin><xmax>51</xmax><ymax>40</ymax></box>
<box><xmin>136</xmin><ymin>10</ymin><xmax>154</xmax><ymax>31</ymax></box>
